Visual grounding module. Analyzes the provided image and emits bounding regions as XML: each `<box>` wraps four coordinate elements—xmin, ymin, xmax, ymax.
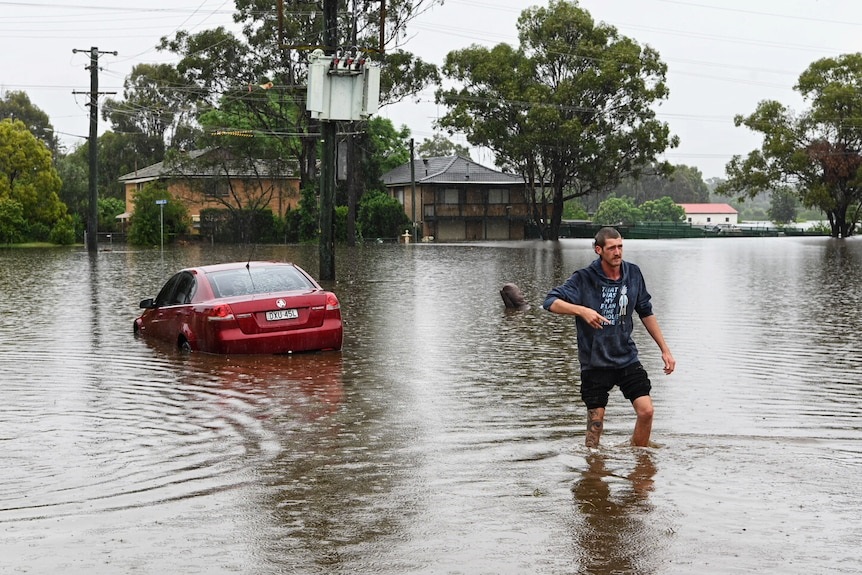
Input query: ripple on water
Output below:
<box><xmin>0</xmin><ymin>340</ymin><xmax>344</xmax><ymax>523</ymax></box>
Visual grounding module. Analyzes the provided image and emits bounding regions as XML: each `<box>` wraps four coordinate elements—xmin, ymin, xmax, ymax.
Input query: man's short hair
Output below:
<box><xmin>594</xmin><ymin>227</ymin><xmax>622</xmax><ymax>248</ymax></box>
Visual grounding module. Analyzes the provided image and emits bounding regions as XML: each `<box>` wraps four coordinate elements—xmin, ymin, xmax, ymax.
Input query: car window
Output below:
<box><xmin>172</xmin><ymin>272</ymin><xmax>196</xmax><ymax>305</ymax></box>
<box><xmin>209</xmin><ymin>266</ymin><xmax>314</xmax><ymax>298</ymax></box>
<box><xmin>153</xmin><ymin>272</ymin><xmax>196</xmax><ymax>307</ymax></box>
<box><xmin>154</xmin><ymin>274</ymin><xmax>181</xmax><ymax>307</ymax></box>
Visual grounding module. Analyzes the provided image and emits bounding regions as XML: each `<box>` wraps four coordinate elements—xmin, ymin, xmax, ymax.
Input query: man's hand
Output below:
<box><xmin>580</xmin><ymin>307</ymin><xmax>610</xmax><ymax>329</ymax></box>
<box><xmin>548</xmin><ymin>299</ymin><xmax>609</xmax><ymax>328</ymax></box>
<box><xmin>662</xmin><ymin>350</ymin><xmax>676</xmax><ymax>374</ymax></box>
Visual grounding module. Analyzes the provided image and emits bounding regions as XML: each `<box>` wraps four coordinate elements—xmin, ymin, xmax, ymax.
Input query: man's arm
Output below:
<box><xmin>640</xmin><ymin>314</ymin><xmax>675</xmax><ymax>374</ymax></box>
<box><xmin>547</xmin><ymin>299</ymin><xmax>610</xmax><ymax>330</ymax></box>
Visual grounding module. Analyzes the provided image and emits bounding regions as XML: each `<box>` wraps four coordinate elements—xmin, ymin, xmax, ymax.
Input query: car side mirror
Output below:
<box><xmin>139</xmin><ymin>298</ymin><xmax>155</xmax><ymax>309</ymax></box>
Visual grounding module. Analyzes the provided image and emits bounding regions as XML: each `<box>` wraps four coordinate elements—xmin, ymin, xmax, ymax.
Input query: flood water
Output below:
<box><xmin>2</xmin><ymin>237</ymin><xmax>861</xmax><ymax>574</ymax></box>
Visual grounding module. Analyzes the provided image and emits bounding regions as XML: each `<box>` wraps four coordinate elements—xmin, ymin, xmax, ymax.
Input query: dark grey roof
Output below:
<box><xmin>118</xmin><ymin>148</ymin><xmax>297</xmax><ymax>183</ymax></box>
<box><xmin>382</xmin><ymin>155</ymin><xmax>525</xmax><ymax>186</ymax></box>
<box><xmin>118</xmin><ymin>149</ymin><xmax>206</xmax><ymax>183</ymax></box>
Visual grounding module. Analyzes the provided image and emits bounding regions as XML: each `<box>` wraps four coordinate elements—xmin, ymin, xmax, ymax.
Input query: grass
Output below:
<box><xmin>1</xmin><ymin>242</ymin><xmax>79</xmax><ymax>248</ymax></box>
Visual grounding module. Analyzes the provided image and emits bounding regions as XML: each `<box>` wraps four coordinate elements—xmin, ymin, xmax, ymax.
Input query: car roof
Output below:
<box><xmin>187</xmin><ymin>261</ymin><xmax>298</xmax><ymax>274</ymax></box>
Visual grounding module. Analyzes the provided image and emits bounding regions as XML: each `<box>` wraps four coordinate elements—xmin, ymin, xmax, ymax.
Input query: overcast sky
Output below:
<box><xmin>4</xmin><ymin>0</ymin><xmax>862</xmax><ymax>180</ymax></box>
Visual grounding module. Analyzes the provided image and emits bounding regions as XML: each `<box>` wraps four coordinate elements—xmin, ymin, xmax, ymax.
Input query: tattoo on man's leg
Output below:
<box><xmin>585</xmin><ymin>409</ymin><xmax>603</xmax><ymax>447</ymax></box>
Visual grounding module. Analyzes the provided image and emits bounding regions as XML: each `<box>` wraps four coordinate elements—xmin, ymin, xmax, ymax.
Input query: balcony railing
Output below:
<box><xmin>424</xmin><ymin>203</ymin><xmax>528</xmax><ymax>219</ymax></box>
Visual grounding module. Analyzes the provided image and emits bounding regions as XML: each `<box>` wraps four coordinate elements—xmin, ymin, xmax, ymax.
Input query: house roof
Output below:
<box><xmin>118</xmin><ymin>148</ymin><xmax>298</xmax><ymax>184</ymax></box>
<box><xmin>382</xmin><ymin>155</ymin><xmax>525</xmax><ymax>186</ymax></box>
<box><xmin>678</xmin><ymin>203</ymin><xmax>738</xmax><ymax>215</ymax></box>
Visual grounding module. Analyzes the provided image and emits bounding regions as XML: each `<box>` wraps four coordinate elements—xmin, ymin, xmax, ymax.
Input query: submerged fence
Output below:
<box><xmin>526</xmin><ymin>221</ymin><xmax>827</xmax><ymax>239</ymax></box>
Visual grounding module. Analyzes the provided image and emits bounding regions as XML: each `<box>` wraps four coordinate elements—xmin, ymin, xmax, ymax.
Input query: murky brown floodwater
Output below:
<box><xmin>2</xmin><ymin>237</ymin><xmax>861</xmax><ymax>574</ymax></box>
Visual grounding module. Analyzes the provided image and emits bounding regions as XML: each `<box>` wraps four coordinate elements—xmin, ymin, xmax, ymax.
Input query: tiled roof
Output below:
<box><xmin>118</xmin><ymin>149</ymin><xmax>207</xmax><ymax>183</ymax></box>
<box><xmin>118</xmin><ymin>148</ymin><xmax>297</xmax><ymax>183</ymax></box>
<box><xmin>382</xmin><ymin>155</ymin><xmax>525</xmax><ymax>186</ymax></box>
<box><xmin>678</xmin><ymin>203</ymin><xmax>738</xmax><ymax>214</ymax></box>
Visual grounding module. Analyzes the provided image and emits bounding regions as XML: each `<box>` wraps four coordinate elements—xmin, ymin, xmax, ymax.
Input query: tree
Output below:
<box><xmin>0</xmin><ymin>119</ymin><xmax>66</xmax><ymax>238</ymax></box>
<box><xmin>49</xmin><ymin>215</ymin><xmax>76</xmax><ymax>245</ymax></box>
<box><xmin>639</xmin><ymin>196</ymin><xmax>685</xmax><ymax>222</ymax></box>
<box><xmin>611</xmin><ymin>163</ymin><xmax>709</xmax><ymax>204</ymax></box>
<box><xmin>768</xmin><ymin>187</ymin><xmax>799</xmax><ymax>225</ymax></box>
<box><xmin>416</xmin><ymin>134</ymin><xmax>470</xmax><ymax>158</ymax></box>
<box><xmin>360</xmin><ymin>117</ymin><xmax>411</xmax><ymax>189</ymax></box>
<box><xmin>719</xmin><ymin>53</ymin><xmax>862</xmax><ymax>238</ymax></box>
<box><xmin>103</xmin><ymin>63</ymin><xmax>199</xmax><ymax>153</ymax></box>
<box><xmin>357</xmin><ymin>189</ymin><xmax>410</xmax><ymax>239</ymax></box>
<box><xmin>593</xmin><ymin>196</ymin><xmax>642</xmax><ymax>226</ymax></box>
<box><xmin>0</xmin><ymin>90</ymin><xmax>58</xmax><ymax>154</ymax></box>
<box><xmin>0</xmin><ymin>197</ymin><xmax>27</xmax><ymax>244</ymax></box>
<box><xmin>128</xmin><ymin>183</ymin><xmax>190</xmax><ymax>246</ymax></box>
<box><xmin>55</xmin><ymin>146</ymin><xmax>88</xmax><ymax>238</ymax></box>
<box><xmin>98</xmin><ymin>197</ymin><xmax>127</xmax><ymax>233</ymax></box>
<box><xmin>437</xmin><ymin>0</ymin><xmax>677</xmax><ymax>240</ymax></box>
<box><xmin>563</xmin><ymin>198</ymin><xmax>589</xmax><ymax>220</ymax></box>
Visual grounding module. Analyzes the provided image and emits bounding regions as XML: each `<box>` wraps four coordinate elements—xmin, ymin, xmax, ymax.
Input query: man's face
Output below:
<box><xmin>596</xmin><ymin>238</ymin><xmax>623</xmax><ymax>267</ymax></box>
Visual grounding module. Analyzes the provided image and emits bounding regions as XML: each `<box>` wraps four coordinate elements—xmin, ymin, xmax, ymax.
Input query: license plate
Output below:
<box><xmin>265</xmin><ymin>309</ymin><xmax>298</xmax><ymax>321</ymax></box>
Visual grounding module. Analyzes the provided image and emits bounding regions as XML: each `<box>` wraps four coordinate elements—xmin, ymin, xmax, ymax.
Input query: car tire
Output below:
<box><xmin>179</xmin><ymin>338</ymin><xmax>192</xmax><ymax>353</ymax></box>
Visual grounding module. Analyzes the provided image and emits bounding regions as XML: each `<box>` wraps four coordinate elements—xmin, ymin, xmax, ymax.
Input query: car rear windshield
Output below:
<box><xmin>209</xmin><ymin>266</ymin><xmax>316</xmax><ymax>298</ymax></box>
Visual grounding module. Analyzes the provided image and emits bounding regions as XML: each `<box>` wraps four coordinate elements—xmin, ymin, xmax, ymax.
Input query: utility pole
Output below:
<box><xmin>319</xmin><ymin>0</ymin><xmax>338</xmax><ymax>280</ymax></box>
<box><xmin>73</xmin><ymin>46</ymin><xmax>116</xmax><ymax>253</ymax></box>
<box><xmin>410</xmin><ymin>138</ymin><xmax>417</xmax><ymax>242</ymax></box>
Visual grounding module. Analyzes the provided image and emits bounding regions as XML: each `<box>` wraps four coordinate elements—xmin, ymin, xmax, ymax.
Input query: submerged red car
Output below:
<box><xmin>133</xmin><ymin>261</ymin><xmax>343</xmax><ymax>354</ymax></box>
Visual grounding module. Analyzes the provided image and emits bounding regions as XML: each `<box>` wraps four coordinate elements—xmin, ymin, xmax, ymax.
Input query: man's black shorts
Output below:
<box><xmin>580</xmin><ymin>362</ymin><xmax>651</xmax><ymax>409</ymax></box>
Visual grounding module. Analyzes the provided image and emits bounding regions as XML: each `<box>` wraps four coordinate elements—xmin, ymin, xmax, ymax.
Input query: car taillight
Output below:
<box><xmin>325</xmin><ymin>292</ymin><xmax>340</xmax><ymax>311</ymax></box>
<box><xmin>206</xmin><ymin>303</ymin><xmax>235</xmax><ymax>321</ymax></box>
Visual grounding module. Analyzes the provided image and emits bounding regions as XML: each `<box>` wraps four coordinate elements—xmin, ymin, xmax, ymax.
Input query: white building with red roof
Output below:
<box><xmin>678</xmin><ymin>203</ymin><xmax>739</xmax><ymax>227</ymax></box>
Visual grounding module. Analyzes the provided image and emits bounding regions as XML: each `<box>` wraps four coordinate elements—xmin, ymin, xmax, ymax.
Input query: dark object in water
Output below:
<box><xmin>500</xmin><ymin>283</ymin><xmax>530</xmax><ymax>310</ymax></box>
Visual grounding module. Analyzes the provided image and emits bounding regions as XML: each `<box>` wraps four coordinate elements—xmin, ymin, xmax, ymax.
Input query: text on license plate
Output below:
<box><xmin>265</xmin><ymin>308</ymin><xmax>298</xmax><ymax>321</ymax></box>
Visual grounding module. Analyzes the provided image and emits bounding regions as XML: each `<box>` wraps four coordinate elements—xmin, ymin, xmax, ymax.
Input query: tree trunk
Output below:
<box><xmin>547</xmin><ymin>180</ymin><xmax>565</xmax><ymax>241</ymax></box>
<box><xmin>829</xmin><ymin>203</ymin><xmax>852</xmax><ymax>238</ymax></box>
<box><xmin>528</xmin><ymin>185</ymin><xmax>549</xmax><ymax>240</ymax></box>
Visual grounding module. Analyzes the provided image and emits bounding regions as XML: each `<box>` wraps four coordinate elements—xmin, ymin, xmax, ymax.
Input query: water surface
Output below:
<box><xmin>1</xmin><ymin>237</ymin><xmax>860</xmax><ymax>573</ymax></box>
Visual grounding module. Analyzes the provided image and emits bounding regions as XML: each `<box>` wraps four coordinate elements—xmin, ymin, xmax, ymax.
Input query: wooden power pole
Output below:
<box><xmin>319</xmin><ymin>0</ymin><xmax>338</xmax><ymax>280</ymax></box>
<box><xmin>72</xmin><ymin>46</ymin><xmax>116</xmax><ymax>253</ymax></box>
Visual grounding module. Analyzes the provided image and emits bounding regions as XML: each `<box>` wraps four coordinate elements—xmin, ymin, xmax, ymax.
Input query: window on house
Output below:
<box><xmin>706</xmin><ymin>217</ymin><xmax>712</xmax><ymax>222</ymax></box>
<box><xmin>438</xmin><ymin>188</ymin><xmax>459</xmax><ymax>204</ymax></box>
<box><xmin>205</xmin><ymin>180</ymin><xmax>230</xmax><ymax>197</ymax></box>
<box><xmin>488</xmin><ymin>189</ymin><xmax>509</xmax><ymax>204</ymax></box>
<box><xmin>394</xmin><ymin>188</ymin><xmax>404</xmax><ymax>205</ymax></box>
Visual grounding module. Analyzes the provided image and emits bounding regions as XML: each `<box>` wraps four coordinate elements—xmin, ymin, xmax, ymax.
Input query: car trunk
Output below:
<box><xmin>228</xmin><ymin>292</ymin><xmax>328</xmax><ymax>334</ymax></box>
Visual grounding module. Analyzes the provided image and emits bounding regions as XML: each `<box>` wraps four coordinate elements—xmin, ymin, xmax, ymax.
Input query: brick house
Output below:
<box><xmin>118</xmin><ymin>148</ymin><xmax>301</xmax><ymax>234</ymax></box>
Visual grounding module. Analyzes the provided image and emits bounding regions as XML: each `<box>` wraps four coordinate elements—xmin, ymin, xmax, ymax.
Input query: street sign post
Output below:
<box><xmin>155</xmin><ymin>199</ymin><xmax>167</xmax><ymax>252</ymax></box>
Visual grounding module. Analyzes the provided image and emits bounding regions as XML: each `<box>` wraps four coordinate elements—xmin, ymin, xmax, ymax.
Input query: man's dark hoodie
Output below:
<box><xmin>543</xmin><ymin>258</ymin><xmax>654</xmax><ymax>372</ymax></box>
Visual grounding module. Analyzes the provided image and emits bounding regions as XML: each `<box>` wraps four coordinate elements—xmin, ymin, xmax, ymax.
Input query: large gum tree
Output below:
<box><xmin>720</xmin><ymin>53</ymin><xmax>862</xmax><ymax>238</ymax></box>
<box><xmin>436</xmin><ymin>0</ymin><xmax>677</xmax><ymax>241</ymax></box>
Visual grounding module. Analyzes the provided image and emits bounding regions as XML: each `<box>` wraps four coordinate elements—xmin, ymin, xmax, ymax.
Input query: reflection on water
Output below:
<box><xmin>1</xmin><ymin>238</ymin><xmax>862</xmax><ymax>574</ymax></box>
<box><xmin>572</xmin><ymin>450</ymin><xmax>658</xmax><ymax>575</ymax></box>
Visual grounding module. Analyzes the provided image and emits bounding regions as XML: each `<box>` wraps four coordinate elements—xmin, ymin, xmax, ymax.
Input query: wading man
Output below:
<box><xmin>543</xmin><ymin>227</ymin><xmax>675</xmax><ymax>447</ymax></box>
